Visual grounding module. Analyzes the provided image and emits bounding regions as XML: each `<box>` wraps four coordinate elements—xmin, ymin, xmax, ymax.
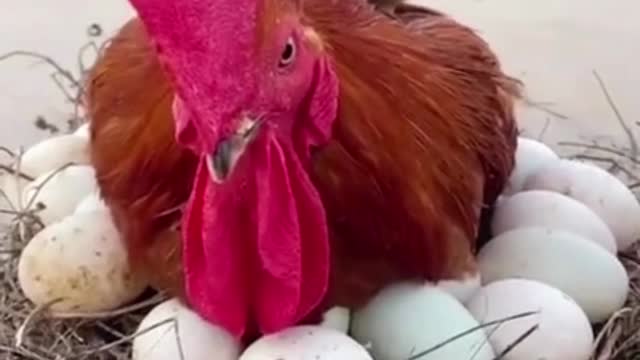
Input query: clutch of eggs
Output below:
<box><xmin>505</xmin><ymin>136</ymin><xmax>640</xmax><ymax>251</ymax></box>
<box><xmin>0</xmin><ymin>128</ymin><xmax>148</xmax><ymax>313</ymax></box>
<box><xmin>473</xmin><ymin>137</ymin><xmax>636</xmax><ymax>349</ymax></box>
<box><xmin>132</xmin><ymin>299</ymin><xmax>367</xmax><ymax>360</ymax></box>
<box><xmin>5</xmin><ymin>128</ymin><xmax>638</xmax><ymax>360</ymax></box>
<box><xmin>130</xmin><ymin>280</ymin><xmax>598</xmax><ymax>360</ymax></box>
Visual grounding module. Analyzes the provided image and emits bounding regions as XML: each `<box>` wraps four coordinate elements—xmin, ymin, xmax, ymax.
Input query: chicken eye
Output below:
<box><xmin>278</xmin><ymin>36</ymin><xmax>296</xmax><ymax>68</ymax></box>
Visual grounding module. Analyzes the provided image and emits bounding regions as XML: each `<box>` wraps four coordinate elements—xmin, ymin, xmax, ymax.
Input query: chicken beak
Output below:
<box><xmin>207</xmin><ymin>116</ymin><xmax>263</xmax><ymax>183</ymax></box>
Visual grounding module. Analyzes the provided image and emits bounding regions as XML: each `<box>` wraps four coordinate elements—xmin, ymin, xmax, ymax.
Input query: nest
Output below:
<box><xmin>0</xmin><ymin>24</ymin><xmax>639</xmax><ymax>360</ymax></box>
<box><xmin>0</xmin><ymin>28</ymin><xmax>165</xmax><ymax>359</ymax></box>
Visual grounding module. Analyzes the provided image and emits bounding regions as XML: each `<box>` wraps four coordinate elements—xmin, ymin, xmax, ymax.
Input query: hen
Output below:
<box><xmin>87</xmin><ymin>0</ymin><xmax>520</xmax><ymax>338</ymax></box>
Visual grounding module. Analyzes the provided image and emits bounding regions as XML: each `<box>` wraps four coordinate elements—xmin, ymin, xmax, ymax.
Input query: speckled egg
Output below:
<box><xmin>467</xmin><ymin>279</ymin><xmax>593</xmax><ymax>360</ymax></box>
<box><xmin>18</xmin><ymin>210</ymin><xmax>147</xmax><ymax>313</ymax></box>
<box><xmin>241</xmin><ymin>326</ymin><xmax>372</xmax><ymax>360</ymax></box>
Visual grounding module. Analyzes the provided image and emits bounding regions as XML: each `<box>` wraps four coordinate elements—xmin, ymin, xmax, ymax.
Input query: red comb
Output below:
<box><xmin>128</xmin><ymin>0</ymin><xmax>260</xmax><ymax>153</ymax></box>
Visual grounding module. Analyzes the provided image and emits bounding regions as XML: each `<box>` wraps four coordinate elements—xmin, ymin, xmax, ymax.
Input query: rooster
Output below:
<box><xmin>87</xmin><ymin>0</ymin><xmax>520</xmax><ymax>338</ymax></box>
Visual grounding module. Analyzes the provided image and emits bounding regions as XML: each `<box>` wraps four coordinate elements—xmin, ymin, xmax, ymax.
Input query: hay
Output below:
<box><xmin>0</xmin><ymin>26</ymin><xmax>166</xmax><ymax>359</ymax></box>
<box><xmin>0</xmin><ymin>164</ymin><xmax>164</xmax><ymax>359</ymax></box>
<box><xmin>0</xmin><ymin>25</ymin><xmax>638</xmax><ymax>360</ymax></box>
<box><xmin>541</xmin><ymin>70</ymin><xmax>640</xmax><ymax>360</ymax></box>
<box><xmin>591</xmin><ymin>243</ymin><xmax>640</xmax><ymax>360</ymax></box>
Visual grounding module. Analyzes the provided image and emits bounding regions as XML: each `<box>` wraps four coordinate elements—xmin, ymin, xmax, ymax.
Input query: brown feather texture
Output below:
<box><xmin>85</xmin><ymin>0</ymin><xmax>520</xmax><ymax>311</ymax></box>
<box><xmin>86</xmin><ymin>19</ymin><xmax>196</xmax><ymax>297</ymax></box>
<box><xmin>304</xmin><ymin>0</ymin><xmax>520</xmax><ymax>306</ymax></box>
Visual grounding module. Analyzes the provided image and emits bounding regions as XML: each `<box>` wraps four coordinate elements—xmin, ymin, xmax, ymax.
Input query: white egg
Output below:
<box><xmin>23</xmin><ymin>165</ymin><xmax>97</xmax><ymax>225</ymax></box>
<box><xmin>478</xmin><ymin>227</ymin><xmax>628</xmax><ymax>323</ymax></box>
<box><xmin>240</xmin><ymin>325</ymin><xmax>371</xmax><ymax>360</ymax></box>
<box><xmin>73</xmin><ymin>123</ymin><xmax>90</xmax><ymax>139</ymax></box>
<box><xmin>492</xmin><ymin>190</ymin><xmax>617</xmax><ymax>253</ymax></box>
<box><xmin>133</xmin><ymin>298</ymin><xmax>240</xmax><ymax>360</ymax></box>
<box><xmin>503</xmin><ymin>137</ymin><xmax>559</xmax><ymax>196</ymax></box>
<box><xmin>319</xmin><ymin>306</ymin><xmax>351</xmax><ymax>334</ymax></box>
<box><xmin>18</xmin><ymin>210</ymin><xmax>147</xmax><ymax>313</ymax></box>
<box><xmin>429</xmin><ymin>271</ymin><xmax>481</xmax><ymax>304</ymax></box>
<box><xmin>523</xmin><ymin>159</ymin><xmax>640</xmax><ymax>251</ymax></box>
<box><xmin>351</xmin><ymin>283</ymin><xmax>494</xmax><ymax>360</ymax></box>
<box><xmin>75</xmin><ymin>191</ymin><xmax>107</xmax><ymax>214</ymax></box>
<box><xmin>17</xmin><ymin>134</ymin><xmax>90</xmax><ymax>178</ymax></box>
<box><xmin>467</xmin><ymin>279</ymin><xmax>593</xmax><ymax>360</ymax></box>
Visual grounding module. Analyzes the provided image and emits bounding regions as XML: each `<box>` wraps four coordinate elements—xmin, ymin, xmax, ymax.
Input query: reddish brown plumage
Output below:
<box><xmin>306</xmin><ymin>2</ymin><xmax>519</xmax><ymax>306</ymax></box>
<box><xmin>86</xmin><ymin>19</ymin><xmax>196</xmax><ymax>297</ymax></box>
<box><xmin>87</xmin><ymin>0</ymin><xmax>519</xmax><ymax>316</ymax></box>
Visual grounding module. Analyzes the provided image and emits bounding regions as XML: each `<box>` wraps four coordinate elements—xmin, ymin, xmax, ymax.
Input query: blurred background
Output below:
<box><xmin>0</xmin><ymin>0</ymin><xmax>638</xmax><ymax>149</ymax></box>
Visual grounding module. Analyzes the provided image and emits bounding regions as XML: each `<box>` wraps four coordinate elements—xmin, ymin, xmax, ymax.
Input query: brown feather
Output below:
<box><xmin>303</xmin><ymin>1</ymin><xmax>520</xmax><ymax>306</ymax></box>
<box><xmin>86</xmin><ymin>1</ymin><xmax>520</xmax><ymax>311</ymax></box>
<box><xmin>86</xmin><ymin>18</ymin><xmax>196</xmax><ymax>297</ymax></box>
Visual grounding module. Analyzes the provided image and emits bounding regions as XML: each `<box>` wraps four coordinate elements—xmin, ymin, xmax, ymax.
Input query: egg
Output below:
<box><xmin>523</xmin><ymin>159</ymin><xmax>640</xmax><ymax>251</ymax></box>
<box><xmin>18</xmin><ymin>210</ymin><xmax>147</xmax><ymax>313</ymax></box>
<box><xmin>17</xmin><ymin>134</ymin><xmax>90</xmax><ymax>178</ymax></box>
<box><xmin>503</xmin><ymin>137</ymin><xmax>559</xmax><ymax>196</ymax></box>
<box><xmin>351</xmin><ymin>283</ymin><xmax>494</xmax><ymax>360</ymax></box>
<box><xmin>492</xmin><ymin>190</ymin><xmax>617</xmax><ymax>253</ymax></box>
<box><xmin>430</xmin><ymin>271</ymin><xmax>481</xmax><ymax>304</ymax></box>
<box><xmin>319</xmin><ymin>306</ymin><xmax>351</xmax><ymax>334</ymax></box>
<box><xmin>478</xmin><ymin>227</ymin><xmax>628</xmax><ymax>323</ymax></box>
<box><xmin>466</xmin><ymin>279</ymin><xmax>593</xmax><ymax>360</ymax></box>
<box><xmin>73</xmin><ymin>123</ymin><xmax>90</xmax><ymax>139</ymax></box>
<box><xmin>75</xmin><ymin>191</ymin><xmax>107</xmax><ymax>214</ymax></box>
<box><xmin>22</xmin><ymin>165</ymin><xmax>97</xmax><ymax>225</ymax></box>
<box><xmin>132</xmin><ymin>298</ymin><xmax>240</xmax><ymax>360</ymax></box>
<box><xmin>240</xmin><ymin>326</ymin><xmax>371</xmax><ymax>360</ymax></box>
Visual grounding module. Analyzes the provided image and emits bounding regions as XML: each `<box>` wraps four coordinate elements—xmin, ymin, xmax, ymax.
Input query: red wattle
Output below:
<box><xmin>253</xmin><ymin>134</ymin><xmax>330</xmax><ymax>333</ymax></box>
<box><xmin>182</xmin><ymin>159</ymin><xmax>250</xmax><ymax>337</ymax></box>
<box><xmin>181</xmin><ymin>133</ymin><xmax>330</xmax><ymax>338</ymax></box>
